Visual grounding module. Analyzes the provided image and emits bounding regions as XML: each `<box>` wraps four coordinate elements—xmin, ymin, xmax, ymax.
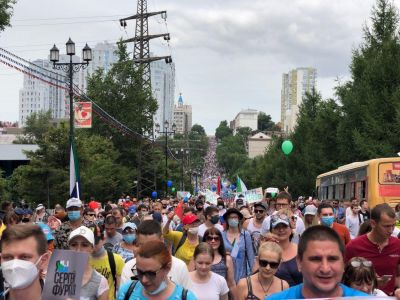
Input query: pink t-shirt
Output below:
<box><xmin>345</xmin><ymin>234</ymin><xmax>400</xmax><ymax>295</ymax></box>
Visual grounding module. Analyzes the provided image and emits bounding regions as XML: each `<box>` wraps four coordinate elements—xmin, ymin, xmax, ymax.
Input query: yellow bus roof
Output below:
<box><xmin>316</xmin><ymin>157</ymin><xmax>400</xmax><ymax>179</ymax></box>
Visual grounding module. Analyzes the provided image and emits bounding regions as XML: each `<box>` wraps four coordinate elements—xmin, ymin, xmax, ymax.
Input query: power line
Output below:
<box><xmin>13</xmin><ymin>14</ymin><xmax>127</xmax><ymax>22</ymax></box>
<box><xmin>12</xmin><ymin>19</ymin><xmax>120</xmax><ymax>27</ymax></box>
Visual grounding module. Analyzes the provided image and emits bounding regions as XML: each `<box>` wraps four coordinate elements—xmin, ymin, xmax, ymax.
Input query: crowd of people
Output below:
<box><xmin>1</xmin><ymin>191</ymin><xmax>400</xmax><ymax>299</ymax></box>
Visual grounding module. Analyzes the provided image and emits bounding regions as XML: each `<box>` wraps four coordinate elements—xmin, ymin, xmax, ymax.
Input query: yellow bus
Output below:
<box><xmin>316</xmin><ymin>157</ymin><xmax>400</xmax><ymax>208</ymax></box>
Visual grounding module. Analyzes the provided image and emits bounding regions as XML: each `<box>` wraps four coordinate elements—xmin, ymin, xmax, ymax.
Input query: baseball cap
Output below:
<box><xmin>182</xmin><ymin>214</ymin><xmax>200</xmax><ymax>225</ymax></box>
<box><xmin>128</xmin><ymin>206</ymin><xmax>137</xmax><ymax>214</ymax></box>
<box><xmin>24</xmin><ymin>208</ymin><xmax>33</xmax><ymax>215</ymax></box>
<box><xmin>254</xmin><ymin>202</ymin><xmax>268</xmax><ymax>210</ymax></box>
<box><xmin>270</xmin><ymin>214</ymin><xmax>290</xmax><ymax>229</ymax></box>
<box><xmin>122</xmin><ymin>222</ymin><xmax>137</xmax><ymax>231</ymax></box>
<box><xmin>66</xmin><ymin>197</ymin><xmax>82</xmax><ymax>209</ymax></box>
<box><xmin>223</xmin><ymin>208</ymin><xmax>244</xmax><ymax>221</ymax></box>
<box><xmin>36</xmin><ymin>204</ymin><xmax>45</xmax><ymax>211</ymax></box>
<box><xmin>14</xmin><ymin>208</ymin><xmax>25</xmax><ymax>215</ymax></box>
<box><xmin>68</xmin><ymin>226</ymin><xmax>95</xmax><ymax>247</ymax></box>
<box><xmin>304</xmin><ymin>205</ymin><xmax>317</xmax><ymax>216</ymax></box>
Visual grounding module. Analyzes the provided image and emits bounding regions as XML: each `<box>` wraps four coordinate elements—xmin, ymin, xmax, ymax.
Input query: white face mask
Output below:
<box><xmin>1</xmin><ymin>255</ymin><xmax>42</xmax><ymax>289</ymax></box>
<box><xmin>188</xmin><ymin>226</ymin><xmax>199</xmax><ymax>235</ymax></box>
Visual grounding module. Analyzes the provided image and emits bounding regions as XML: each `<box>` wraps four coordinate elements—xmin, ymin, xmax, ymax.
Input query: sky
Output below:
<box><xmin>0</xmin><ymin>0</ymin><xmax>385</xmax><ymax>134</ymax></box>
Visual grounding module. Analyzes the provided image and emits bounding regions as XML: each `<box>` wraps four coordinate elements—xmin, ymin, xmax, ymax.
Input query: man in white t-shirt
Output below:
<box><xmin>120</xmin><ymin>219</ymin><xmax>191</xmax><ymax>289</ymax></box>
<box><xmin>345</xmin><ymin>204</ymin><xmax>362</xmax><ymax>239</ymax></box>
<box><xmin>198</xmin><ymin>206</ymin><xmax>224</xmax><ymax>239</ymax></box>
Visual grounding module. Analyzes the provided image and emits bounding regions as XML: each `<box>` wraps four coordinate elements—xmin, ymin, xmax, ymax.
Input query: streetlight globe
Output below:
<box><xmin>66</xmin><ymin>38</ymin><xmax>75</xmax><ymax>56</ymax></box>
<box><xmin>50</xmin><ymin>44</ymin><xmax>60</xmax><ymax>63</ymax></box>
<box><xmin>155</xmin><ymin>123</ymin><xmax>160</xmax><ymax>133</ymax></box>
<box><xmin>172</xmin><ymin>123</ymin><xmax>177</xmax><ymax>132</ymax></box>
<box><xmin>164</xmin><ymin>120</ymin><xmax>169</xmax><ymax>129</ymax></box>
<box><xmin>82</xmin><ymin>43</ymin><xmax>92</xmax><ymax>62</ymax></box>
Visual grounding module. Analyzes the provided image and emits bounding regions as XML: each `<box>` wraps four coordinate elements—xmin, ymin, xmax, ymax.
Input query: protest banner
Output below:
<box><xmin>74</xmin><ymin>102</ymin><xmax>92</xmax><ymax>128</ymax></box>
<box><xmin>243</xmin><ymin>187</ymin><xmax>263</xmax><ymax>204</ymax></box>
<box><xmin>177</xmin><ymin>191</ymin><xmax>190</xmax><ymax>199</ymax></box>
<box><xmin>42</xmin><ymin>249</ymin><xmax>88</xmax><ymax>300</ymax></box>
<box><xmin>205</xmin><ymin>189</ymin><xmax>219</xmax><ymax>205</ymax></box>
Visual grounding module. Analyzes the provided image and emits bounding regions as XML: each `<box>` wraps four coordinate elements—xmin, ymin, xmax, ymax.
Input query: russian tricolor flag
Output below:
<box><xmin>70</xmin><ymin>141</ymin><xmax>81</xmax><ymax>199</ymax></box>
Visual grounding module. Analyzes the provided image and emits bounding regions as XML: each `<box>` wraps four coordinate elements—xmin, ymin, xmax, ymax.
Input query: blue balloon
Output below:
<box><xmin>167</xmin><ymin>180</ymin><xmax>173</xmax><ymax>188</ymax></box>
<box><xmin>230</xmin><ymin>184</ymin><xmax>236</xmax><ymax>190</ymax></box>
<box><xmin>151</xmin><ymin>191</ymin><xmax>158</xmax><ymax>199</ymax></box>
<box><xmin>211</xmin><ymin>185</ymin><xmax>217</xmax><ymax>192</ymax></box>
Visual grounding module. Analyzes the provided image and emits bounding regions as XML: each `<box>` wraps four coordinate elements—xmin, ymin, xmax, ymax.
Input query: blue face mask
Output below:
<box><xmin>123</xmin><ymin>234</ymin><xmax>136</xmax><ymax>244</ymax></box>
<box><xmin>321</xmin><ymin>216</ymin><xmax>334</xmax><ymax>227</ymax></box>
<box><xmin>228</xmin><ymin>219</ymin><xmax>239</xmax><ymax>228</ymax></box>
<box><xmin>68</xmin><ymin>211</ymin><xmax>81</xmax><ymax>221</ymax></box>
<box><xmin>147</xmin><ymin>280</ymin><xmax>167</xmax><ymax>295</ymax></box>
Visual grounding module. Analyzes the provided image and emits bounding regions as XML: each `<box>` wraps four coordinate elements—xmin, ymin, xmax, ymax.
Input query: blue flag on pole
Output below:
<box><xmin>70</xmin><ymin>141</ymin><xmax>80</xmax><ymax>199</ymax></box>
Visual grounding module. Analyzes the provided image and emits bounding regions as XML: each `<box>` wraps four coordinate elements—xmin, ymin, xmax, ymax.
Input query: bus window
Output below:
<box><xmin>350</xmin><ymin>182</ymin><xmax>356</xmax><ymax>198</ymax></box>
<box><xmin>332</xmin><ymin>185</ymin><xmax>336</xmax><ymax>199</ymax></box>
<box><xmin>339</xmin><ymin>184</ymin><xmax>344</xmax><ymax>200</ymax></box>
<box><xmin>361</xmin><ymin>180</ymin><xmax>366</xmax><ymax>199</ymax></box>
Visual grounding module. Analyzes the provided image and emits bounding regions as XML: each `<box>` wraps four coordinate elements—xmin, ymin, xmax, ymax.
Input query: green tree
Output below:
<box><xmin>215</xmin><ymin>120</ymin><xmax>232</xmax><ymax>141</ymax></box>
<box><xmin>0</xmin><ymin>0</ymin><xmax>15</xmax><ymax>32</ymax></box>
<box><xmin>258</xmin><ymin>112</ymin><xmax>277</xmax><ymax>131</ymax></box>
<box><xmin>191</xmin><ymin>124</ymin><xmax>206</xmax><ymax>136</ymax></box>
<box><xmin>337</xmin><ymin>0</ymin><xmax>400</xmax><ymax>163</ymax></box>
<box><xmin>14</xmin><ymin>111</ymin><xmax>53</xmax><ymax>144</ymax></box>
<box><xmin>216</xmin><ymin>135</ymin><xmax>248</xmax><ymax>176</ymax></box>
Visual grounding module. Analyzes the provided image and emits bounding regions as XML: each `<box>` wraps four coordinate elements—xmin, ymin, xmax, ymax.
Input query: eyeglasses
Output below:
<box><xmin>254</xmin><ymin>209</ymin><xmax>265</xmax><ymax>214</ymax></box>
<box><xmin>350</xmin><ymin>260</ymin><xmax>372</xmax><ymax>268</ymax></box>
<box><xmin>136</xmin><ymin>267</ymin><xmax>163</xmax><ymax>281</ymax></box>
<box><xmin>206</xmin><ymin>235</ymin><xmax>220</xmax><ymax>242</ymax></box>
<box><xmin>259</xmin><ymin>259</ymin><xmax>280</xmax><ymax>269</ymax></box>
<box><xmin>87</xmin><ymin>214</ymin><xmax>96</xmax><ymax>217</ymax></box>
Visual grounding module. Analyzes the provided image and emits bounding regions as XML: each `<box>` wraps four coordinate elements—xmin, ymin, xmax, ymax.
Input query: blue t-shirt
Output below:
<box><xmin>117</xmin><ymin>280</ymin><xmax>197</xmax><ymax>300</ymax></box>
<box><xmin>265</xmin><ymin>283</ymin><xmax>368</xmax><ymax>299</ymax></box>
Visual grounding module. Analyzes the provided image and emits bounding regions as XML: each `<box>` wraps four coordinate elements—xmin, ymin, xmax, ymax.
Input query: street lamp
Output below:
<box><xmin>175</xmin><ymin>148</ymin><xmax>189</xmax><ymax>191</ymax></box>
<box><xmin>155</xmin><ymin>121</ymin><xmax>176</xmax><ymax>196</ymax></box>
<box><xmin>50</xmin><ymin>38</ymin><xmax>92</xmax><ymax>198</ymax></box>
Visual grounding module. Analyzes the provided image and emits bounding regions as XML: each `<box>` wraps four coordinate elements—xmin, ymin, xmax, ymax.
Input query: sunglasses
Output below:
<box><xmin>350</xmin><ymin>260</ymin><xmax>372</xmax><ymax>268</ymax></box>
<box><xmin>206</xmin><ymin>235</ymin><xmax>220</xmax><ymax>242</ymax></box>
<box><xmin>254</xmin><ymin>209</ymin><xmax>265</xmax><ymax>214</ymax></box>
<box><xmin>87</xmin><ymin>214</ymin><xmax>96</xmax><ymax>217</ymax></box>
<box><xmin>271</xmin><ymin>214</ymin><xmax>290</xmax><ymax>223</ymax></box>
<box><xmin>259</xmin><ymin>259</ymin><xmax>280</xmax><ymax>269</ymax></box>
<box><xmin>136</xmin><ymin>267</ymin><xmax>163</xmax><ymax>281</ymax></box>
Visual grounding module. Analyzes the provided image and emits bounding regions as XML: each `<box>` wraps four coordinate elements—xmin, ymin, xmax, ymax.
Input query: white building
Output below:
<box><xmin>151</xmin><ymin>60</ymin><xmax>175</xmax><ymax>136</ymax></box>
<box><xmin>19</xmin><ymin>55</ymin><xmax>80</xmax><ymax>127</ymax></box>
<box><xmin>231</xmin><ymin>109</ymin><xmax>258</xmax><ymax>135</ymax></box>
<box><xmin>173</xmin><ymin>94</ymin><xmax>192</xmax><ymax>135</ymax></box>
<box><xmin>281</xmin><ymin>67</ymin><xmax>317</xmax><ymax>133</ymax></box>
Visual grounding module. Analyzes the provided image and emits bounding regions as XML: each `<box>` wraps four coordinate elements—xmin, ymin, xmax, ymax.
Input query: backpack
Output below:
<box><xmin>123</xmin><ymin>280</ymin><xmax>188</xmax><ymax>300</ymax></box>
<box><xmin>107</xmin><ymin>251</ymin><xmax>117</xmax><ymax>297</ymax></box>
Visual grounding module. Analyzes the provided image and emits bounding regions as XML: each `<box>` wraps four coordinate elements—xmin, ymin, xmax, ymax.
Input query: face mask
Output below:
<box><xmin>123</xmin><ymin>234</ymin><xmax>136</xmax><ymax>244</ymax></box>
<box><xmin>68</xmin><ymin>211</ymin><xmax>81</xmax><ymax>221</ymax></box>
<box><xmin>321</xmin><ymin>216</ymin><xmax>334</xmax><ymax>227</ymax></box>
<box><xmin>228</xmin><ymin>219</ymin><xmax>239</xmax><ymax>227</ymax></box>
<box><xmin>210</xmin><ymin>215</ymin><xmax>220</xmax><ymax>225</ymax></box>
<box><xmin>2</xmin><ymin>256</ymin><xmax>42</xmax><ymax>289</ymax></box>
<box><xmin>147</xmin><ymin>280</ymin><xmax>168</xmax><ymax>295</ymax></box>
<box><xmin>188</xmin><ymin>226</ymin><xmax>199</xmax><ymax>235</ymax></box>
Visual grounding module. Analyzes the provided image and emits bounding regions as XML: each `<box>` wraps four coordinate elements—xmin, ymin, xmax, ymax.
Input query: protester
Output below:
<box><xmin>120</xmin><ymin>220</ymin><xmax>191</xmax><ymax>289</ymax></box>
<box><xmin>104</xmin><ymin>215</ymin><xmax>123</xmax><ymax>252</ymax></box>
<box><xmin>112</xmin><ymin>222</ymin><xmax>137</xmax><ymax>262</ymax></box>
<box><xmin>317</xmin><ymin>202</ymin><xmax>350</xmax><ymax>245</ymax></box>
<box><xmin>189</xmin><ymin>242</ymin><xmax>229</xmax><ymax>300</ymax></box>
<box><xmin>89</xmin><ymin>223</ymin><xmax>125</xmax><ymax>300</ymax></box>
<box><xmin>34</xmin><ymin>204</ymin><xmax>48</xmax><ymax>223</ymax></box>
<box><xmin>264</xmin><ymin>210</ymin><xmax>302</xmax><ymax>287</ymax></box>
<box><xmin>359</xmin><ymin>200</ymin><xmax>370</xmax><ymax>222</ymax></box>
<box><xmin>342</xmin><ymin>257</ymin><xmax>386</xmax><ymax>296</ymax></box>
<box><xmin>84</xmin><ymin>207</ymin><xmax>97</xmax><ymax>223</ymax></box>
<box><xmin>112</xmin><ymin>208</ymin><xmax>125</xmax><ymax>234</ymax></box>
<box><xmin>0</xmin><ymin>224</ymin><xmax>49</xmax><ymax>300</ymax></box>
<box><xmin>302</xmin><ymin>205</ymin><xmax>318</xmax><ymax>229</ymax></box>
<box><xmin>222</xmin><ymin>208</ymin><xmax>255</xmax><ymax>283</ymax></box>
<box><xmin>332</xmin><ymin>199</ymin><xmax>345</xmax><ymax>224</ymax></box>
<box><xmin>244</xmin><ymin>202</ymin><xmax>267</xmax><ymax>256</ymax></box>
<box><xmin>266</xmin><ymin>225</ymin><xmax>367</xmax><ymax>299</ymax></box>
<box><xmin>117</xmin><ymin>240</ymin><xmax>197</xmax><ymax>299</ymax></box>
<box><xmin>68</xmin><ymin>225</ymin><xmax>109</xmax><ymax>300</ymax></box>
<box><xmin>163</xmin><ymin>211</ymin><xmax>201</xmax><ymax>265</ymax></box>
<box><xmin>237</xmin><ymin>241</ymin><xmax>288</xmax><ymax>299</ymax></box>
<box><xmin>198</xmin><ymin>206</ymin><xmax>224</xmax><ymax>239</ymax></box>
<box><xmin>54</xmin><ymin>197</ymin><xmax>91</xmax><ymax>249</ymax></box>
<box><xmin>345</xmin><ymin>203</ymin><xmax>400</xmax><ymax>295</ymax></box>
<box><xmin>345</xmin><ymin>204</ymin><xmax>362</xmax><ymax>239</ymax></box>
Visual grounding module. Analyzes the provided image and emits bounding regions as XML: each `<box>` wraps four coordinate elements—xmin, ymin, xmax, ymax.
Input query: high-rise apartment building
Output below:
<box><xmin>281</xmin><ymin>67</ymin><xmax>317</xmax><ymax>132</ymax></box>
<box><xmin>19</xmin><ymin>55</ymin><xmax>80</xmax><ymax>127</ymax></box>
<box><xmin>151</xmin><ymin>59</ymin><xmax>175</xmax><ymax>136</ymax></box>
<box><xmin>173</xmin><ymin>94</ymin><xmax>192</xmax><ymax>135</ymax></box>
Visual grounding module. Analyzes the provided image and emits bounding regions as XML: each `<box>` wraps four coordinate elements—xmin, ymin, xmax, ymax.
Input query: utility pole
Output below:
<box><xmin>120</xmin><ymin>0</ymin><xmax>172</xmax><ymax>198</ymax></box>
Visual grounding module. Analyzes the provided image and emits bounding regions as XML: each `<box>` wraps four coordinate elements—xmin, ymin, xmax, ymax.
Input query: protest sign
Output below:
<box><xmin>205</xmin><ymin>189</ymin><xmax>219</xmax><ymax>205</ymax></box>
<box><xmin>42</xmin><ymin>249</ymin><xmax>88</xmax><ymax>300</ymax></box>
<box><xmin>243</xmin><ymin>187</ymin><xmax>263</xmax><ymax>204</ymax></box>
<box><xmin>177</xmin><ymin>191</ymin><xmax>190</xmax><ymax>199</ymax></box>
